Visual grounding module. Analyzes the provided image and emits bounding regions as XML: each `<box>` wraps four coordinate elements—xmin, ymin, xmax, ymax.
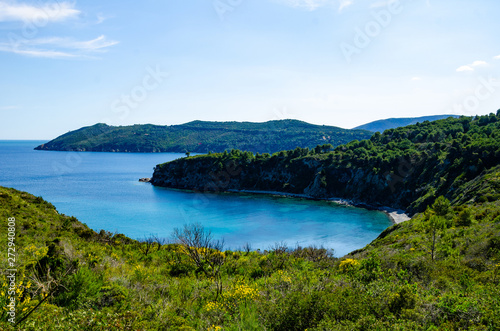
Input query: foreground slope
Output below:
<box><xmin>354</xmin><ymin>115</ymin><xmax>459</xmax><ymax>133</ymax></box>
<box><xmin>34</xmin><ymin>120</ymin><xmax>372</xmax><ymax>154</ymax></box>
<box><xmin>152</xmin><ymin>112</ymin><xmax>500</xmax><ymax>215</ymax></box>
<box><xmin>2</xmin><ymin>179</ymin><xmax>500</xmax><ymax>329</ymax></box>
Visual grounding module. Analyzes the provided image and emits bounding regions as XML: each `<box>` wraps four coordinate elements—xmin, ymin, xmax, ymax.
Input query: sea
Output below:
<box><xmin>0</xmin><ymin>140</ymin><xmax>392</xmax><ymax>256</ymax></box>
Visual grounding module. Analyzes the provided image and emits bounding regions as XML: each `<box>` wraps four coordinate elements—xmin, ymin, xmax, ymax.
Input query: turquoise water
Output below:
<box><xmin>0</xmin><ymin>141</ymin><xmax>392</xmax><ymax>256</ymax></box>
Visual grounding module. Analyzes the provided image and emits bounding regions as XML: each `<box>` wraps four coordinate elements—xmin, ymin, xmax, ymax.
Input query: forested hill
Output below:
<box><xmin>34</xmin><ymin>120</ymin><xmax>372</xmax><ymax>154</ymax></box>
<box><xmin>152</xmin><ymin>111</ymin><xmax>500</xmax><ymax>215</ymax></box>
<box><xmin>354</xmin><ymin>114</ymin><xmax>459</xmax><ymax>133</ymax></box>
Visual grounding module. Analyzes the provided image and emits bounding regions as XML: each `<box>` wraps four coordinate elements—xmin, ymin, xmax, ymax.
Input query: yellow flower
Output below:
<box><xmin>204</xmin><ymin>301</ymin><xmax>223</xmax><ymax>312</ymax></box>
<box><xmin>225</xmin><ymin>283</ymin><xmax>259</xmax><ymax>303</ymax></box>
<box><xmin>339</xmin><ymin>258</ymin><xmax>360</xmax><ymax>273</ymax></box>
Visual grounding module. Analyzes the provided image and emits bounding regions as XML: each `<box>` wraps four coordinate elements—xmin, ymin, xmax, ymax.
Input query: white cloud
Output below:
<box><xmin>0</xmin><ymin>44</ymin><xmax>76</xmax><ymax>58</ymax></box>
<box><xmin>456</xmin><ymin>65</ymin><xmax>474</xmax><ymax>72</ymax></box>
<box><xmin>494</xmin><ymin>55</ymin><xmax>500</xmax><ymax>60</ymax></box>
<box><xmin>95</xmin><ymin>13</ymin><xmax>107</xmax><ymax>25</ymax></box>
<box><xmin>456</xmin><ymin>60</ymin><xmax>489</xmax><ymax>73</ymax></box>
<box><xmin>471</xmin><ymin>60</ymin><xmax>488</xmax><ymax>67</ymax></box>
<box><xmin>0</xmin><ymin>35</ymin><xmax>119</xmax><ymax>59</ymax></box>
<box><xmin>411</xmin><ymin>77</ymin><xmax>421</xmax><ymax>81</ymax></box>
<box><xmin>338</xmin><ymin>0</ymin><xmax>353</xmax><ymax>12</ymax></box>
<box><xmin>0</xmin><ymin>1</ymin><xmax>80</xmax><ymax>22</ymax></box>
<box><xmin>370</xmin><ymin>0</ymin><xmax>398</xmax><ymax>9</ymax></box>
<box><xmin>0</xmin><ymin>2</ymin><xmax>116</xmax><ymax>59</ymax></box>
<box><xmin>0</xmin><ymin>105</ymin><xmax>20</xmax><ymax>110</ymax></box>
<box><xmin>273</xmin><ymin>0</ymin><xmax>337</xmax><ymax>11</ymax></box>
<box><xmin>58</xmin><ymin>35</ymin><xmax>119</xmax><ymax>52</ymax></box>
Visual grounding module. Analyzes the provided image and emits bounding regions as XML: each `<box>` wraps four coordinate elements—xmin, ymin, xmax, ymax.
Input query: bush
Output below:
<box><xmin>98</xmin><ymin>283</ymin><xmax>129</xmax><ymax>308</ymax></box>
<box><xmin>54</xmin><ymin>266</ymin><xmax>104</xmax><ymax>310</ymax></box>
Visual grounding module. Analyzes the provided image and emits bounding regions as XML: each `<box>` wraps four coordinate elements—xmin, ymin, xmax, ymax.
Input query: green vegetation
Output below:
<box><xmin>34</xmin><ymin>120</ymin><xmax>372</xmax><ymax>154</ymax></box>
<box><xmin>152</xmin><ymin>112</ymin><xmax>500</xmax><ymax>214</ymax></box>
<box><xmin>354</xmin><ymin>115</ymin><xmax>459</xmax><ymax>133</ymax></box>
<box><xmin>2</xmin><ymin>183</ymin><xmax>500</xmax><ymax>329</ymax></box>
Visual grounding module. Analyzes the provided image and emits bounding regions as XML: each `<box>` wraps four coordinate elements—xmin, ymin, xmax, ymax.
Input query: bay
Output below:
<box><xmin>0</xmin><ymin>141</ymin><xmax>392</xmax><ymax>256</ymax></box>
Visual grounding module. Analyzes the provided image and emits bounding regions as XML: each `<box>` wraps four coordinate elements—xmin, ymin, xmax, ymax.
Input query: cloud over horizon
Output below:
<box><xmin>0</xmin><ymin>1</ymin><xmax>80</xmax><ymax>22</ymax></box>
<box><xmin>456</xmin><ymin>60</ymin><xmax>489</xmax><ymax>72</ymax></box>
<box><xmin>273</xmin><ymin>0</ymin><xmax>353</xmax><ymax>11</ymax></box>
<box><xmin>0</xmin><ymin>1</ymin><xmax>118</xmax><ymax>59</ymax></box>
<box><xmin>0</xmin><ymin>35</ymin><xmax>119</xmax><ymax>59</ymax></box>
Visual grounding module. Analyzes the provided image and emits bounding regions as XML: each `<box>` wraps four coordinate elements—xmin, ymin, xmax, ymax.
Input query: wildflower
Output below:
<box><xmin>204</xmin><ymin>301</ymin><xmax>223</xmax><ymax>312</ymax></box>
<box><xmin>339</xmin><ymin>258</ymin><xmax>360</xmax><ymax>273</ymax></box>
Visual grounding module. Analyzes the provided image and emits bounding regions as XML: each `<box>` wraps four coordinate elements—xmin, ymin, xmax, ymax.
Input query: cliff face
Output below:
<box><xmin>151</xmin><ymin>152</ymin><xmax>499</xmax><ymax>216</ymax></box>
<box><xmin>150</xmin><ymin>153</ymin><xmax>415</xmax><ymax>212</ymax></box>
<box><xmin>151</xmin><ymin>113</ymin><xmax>500</xmax><ymax>215</ymax></box>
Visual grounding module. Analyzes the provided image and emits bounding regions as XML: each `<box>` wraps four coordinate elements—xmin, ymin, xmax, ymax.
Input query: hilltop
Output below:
<box><xmin>354</xmin><ymin>115</ymin><xmax>459</xmax><ymax>133</ymax></box>
<box><xmin>34</xmin><ymin>120</ymin><xmax>372</xmax><ymax>154</ymax></box>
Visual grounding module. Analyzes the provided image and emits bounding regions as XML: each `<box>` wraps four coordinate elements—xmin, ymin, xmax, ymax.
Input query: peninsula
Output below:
<box><xmin>34</xmin><ymin>120</ymin><xmax>373</xmax><ymax>154</ymax></box>
<box><xmin>151</xmin><ymin>113</ymin><xmax>500</xmax><ymax>215</ymax></box>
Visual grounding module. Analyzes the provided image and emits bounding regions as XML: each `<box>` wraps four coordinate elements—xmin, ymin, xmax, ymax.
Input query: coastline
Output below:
<box><xmin>225</xmin><ymin>189</ymin><xmax>411</xmax><ymax>224</ymax></box>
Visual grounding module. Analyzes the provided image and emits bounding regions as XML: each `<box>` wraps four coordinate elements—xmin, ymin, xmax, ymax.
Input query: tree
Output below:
<box><xmin>138</xmin><ymin>235</ymin><xmax>156</xmax><ymax>257</ymax></box>
<box><xmin>172</xmin><ymin>223</ymin><xmax>226</xmax><ymax>300</ymax></box>
<box><xmin>457</xmin><ymin>207</ymin><xmax>473</xmax><ymax>227</ymax></box>
<box><xmin>314</xmin><ymin>145</ymin><xmax>322</xmax><ymax>154</ymax></box>
<box><xmin>431</xmin><ymin>196</ymin><xmax>451</xmax><ymax>217</ymax></box>
<box><xmin>428</xmin><ymin>215</ymin><xmax>445</xmax><ymax>261</ymax></box>
<box><xmin>322</xmin><ymin>144</ymin><xmax>334</xmax><ymax>153</ymax></box>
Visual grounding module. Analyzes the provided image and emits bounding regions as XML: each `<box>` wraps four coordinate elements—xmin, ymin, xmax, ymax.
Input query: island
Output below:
<box><xmin>34</xmin><ymin>119</ymin><xmax>373</xmax><ymax>154</ymax></box>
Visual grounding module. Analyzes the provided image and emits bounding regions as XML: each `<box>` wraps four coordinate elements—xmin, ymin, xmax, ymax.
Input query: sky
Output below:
<box><xmin>1</xmin><ymin>0</ymin><xmax>500</xmax><ymax>139</ymax></box>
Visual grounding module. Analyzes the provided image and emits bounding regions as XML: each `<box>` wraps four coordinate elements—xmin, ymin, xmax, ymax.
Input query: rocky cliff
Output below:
<box><xmin>151</xmin><ymin>113</ymin><xmax>500</xmax><ymax>215</ymax></box>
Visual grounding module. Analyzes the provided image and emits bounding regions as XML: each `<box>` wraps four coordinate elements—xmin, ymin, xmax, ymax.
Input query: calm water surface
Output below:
<box><xmin>0</xmin><ymin>141</ymin><xmax>392</xmax><ymax>256</ymax></box>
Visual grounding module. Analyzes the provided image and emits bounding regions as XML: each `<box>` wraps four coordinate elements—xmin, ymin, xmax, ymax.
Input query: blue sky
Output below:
<box><xmin>1</xmin><ymin>0</ymin><xmax>500</xmax><ymax>139</ymax></box>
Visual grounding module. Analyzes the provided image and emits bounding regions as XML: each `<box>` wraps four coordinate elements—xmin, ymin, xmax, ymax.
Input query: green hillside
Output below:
<box><xmin>1</xmin><ymin>180</ymin><xmax>500</xmax><ymax>329</ymax></box>
<box><xmin>34</xmin><ymin>120</ymin><xmax>373</xmax><ymax>154</ymax></box>
<box><xmin>354</xmin><ymin>115</ymin><xmax>459</xmax><ymax>133</ymax></box>
<box><xmin>152</xmin><ymin>112</ymin><xmax>500</xmax><ymax>215</ymax></box>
